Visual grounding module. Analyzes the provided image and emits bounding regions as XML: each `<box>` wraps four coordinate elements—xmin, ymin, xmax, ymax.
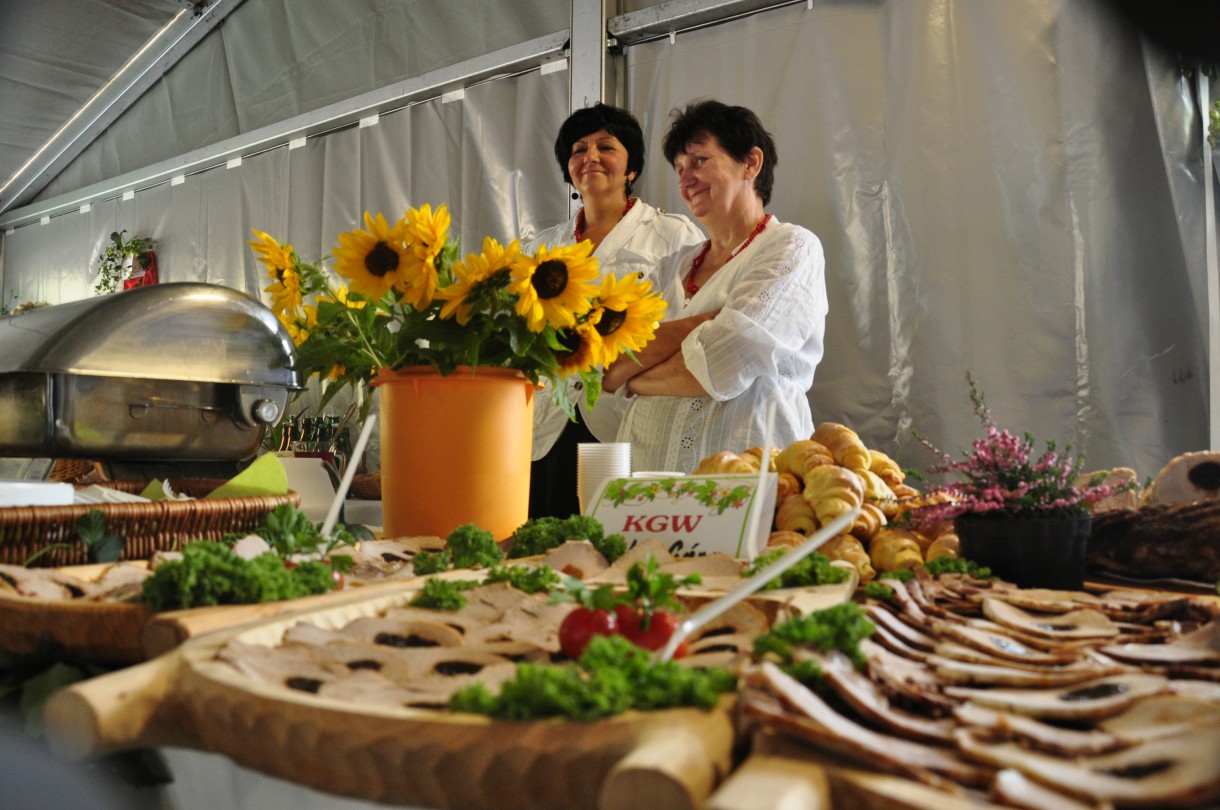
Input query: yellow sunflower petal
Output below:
<box><xmin>554</xmin><ymin>321</ymin><xmax>603</xmax><ymax>376</ymax></box>
<box><xmin>592</xmin><ymin>273</ymin><xmax>667</xmax><ymax>365</ymax></box>
<box><xmin>333</xmin><ymin>211</ymin><xmax>412</xmax><ymax>302</ymax></box>
<box><xmin>509</xmin><ymin>241</ymin><xmax>599</xmax><ymax>332</ymax></box>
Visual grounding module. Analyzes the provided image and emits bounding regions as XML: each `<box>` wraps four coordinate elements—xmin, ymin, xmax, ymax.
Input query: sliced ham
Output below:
<box><xmin>750</xmin><ymin>662</ymin><xmax>993</xmax><ymax>788</ymax></box>
<box><xmin>982</xmin><ymin>597</ymin><xmax>1120</xmax><ymax>641</ymax></box>
<box><xmin>955</xmin><ymin>726</ymin><xmax>1220</xmax><ymax>808</ymax></box>
<box><xmin>1099</xmin><ymin>620</ymin><xmax>1220</xmax><ymax>666</ymax></box>
<box><xmin>943</xmin><ymin>673</ymin><xmax>1170</xmax><ymax>721</ymax></box>
<box><xmin>537</xmin><ymin>540</ymin><xmax>609</xmax><ymax>580</ymax></box>
<box><xmin>953</xmin><ymin>702</ymin><xmax>1127</xmax><ymax>757</ymax></box>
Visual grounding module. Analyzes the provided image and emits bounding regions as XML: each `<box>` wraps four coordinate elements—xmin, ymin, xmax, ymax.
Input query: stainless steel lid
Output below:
<box><xmin>0</xmin><ymin>282</ymin><xmax>300</xmax><ymax>388</ymax></box>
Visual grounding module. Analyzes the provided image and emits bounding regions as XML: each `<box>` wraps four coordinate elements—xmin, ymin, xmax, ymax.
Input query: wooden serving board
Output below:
<box><xmin>0</xmin><ymin>564</ymin><xmax>151</xmax><ymax>663</ymax></box>
<box><xmin>0</xmin><ymin>563</ymin><xmax>425</xmax><ymax>664</ymax></box>
<box><xmin>44</xmin><ymin>584</ymin><xmax>739</xmax><ymax>810</ymax></box>
<box><xmin>707</xmin><ymin>730</ymin><xmax>1008</xmax><ymax>810</ymax></box>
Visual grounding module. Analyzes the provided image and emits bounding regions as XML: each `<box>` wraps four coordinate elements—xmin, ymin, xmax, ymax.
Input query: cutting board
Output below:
<box><xmin>44</xmin><ymin>584</ymin><xmax>738</xmax><ymax>810</ymax></box>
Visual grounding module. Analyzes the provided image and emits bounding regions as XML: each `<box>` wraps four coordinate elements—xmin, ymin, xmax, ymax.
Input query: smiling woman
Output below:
<box><xmin>528</xmin><ymin>103</ymin><xmax>704</xmax><ymax>519</ymax></box>
<box><xmin>602</xmin><ymin>99</ymin><xmax>828</xmax><ymax>473</ymax></box>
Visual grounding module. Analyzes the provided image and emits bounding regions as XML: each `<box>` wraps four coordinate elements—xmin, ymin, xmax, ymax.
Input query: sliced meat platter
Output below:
<box><xmin>737</xmin><ymin>569</ymin><xmax>1220</xmax><ymax>808</ymax></box>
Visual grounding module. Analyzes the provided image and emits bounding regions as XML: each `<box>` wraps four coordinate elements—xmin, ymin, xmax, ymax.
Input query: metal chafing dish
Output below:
<box><xmin>0</xmin><ymin>282</ymin><xmax>300</xmax><ymax>478</ymax></box>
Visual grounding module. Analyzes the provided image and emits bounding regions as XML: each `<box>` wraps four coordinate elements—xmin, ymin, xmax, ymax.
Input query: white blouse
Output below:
<box><xmin>618</xmin><ymin>218</ymin><xmax>827</xmax><ymax>472</ymax></box>
<box><xmin>528</xmin><ymin>200</ymin><xmax>705</xmax><ymax>460</ymax></box>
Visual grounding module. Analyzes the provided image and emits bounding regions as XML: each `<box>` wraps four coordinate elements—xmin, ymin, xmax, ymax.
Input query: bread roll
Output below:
<box><xmin>692</xmin><ymin>450</ymin><xmax>756</xmax><ymax>475</ymax></box>
<box><xmin>811</xmin><ymin>422</ymin><xmax>871</xmax><ymax>473</ymax></box>
<box><xmin>822</xmin><ymin>533</ymin><xmax>876</xmax><ymax>582</ymax></box>
<box><xmin>775</xmin><ymin>493</ymin><xmax>817</xmax><ymax>535</ymax></box>
<box><xmin>802</xmin><ymin>465</ymin><xmax>865</xmax><ymax>525</ymax></box>
<box><xmin>868</xmin><ymin>449</ymin><xmax>906</xmax><ymax>487</ymax></box>
<box><xmin>869</xmin><ymin>528</ymin><xmax>923</xmax><ymax>573</ymax></box>
<box><xmin>776</xmin><ymin>439</ymin><xmax>834</xmax><ymax>478</ymax></box>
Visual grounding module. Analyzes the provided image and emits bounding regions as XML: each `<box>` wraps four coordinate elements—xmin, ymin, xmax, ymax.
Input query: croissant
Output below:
<box><xmin>858</xmin><ymin>469</ymin><xmax>899</xmax><ymax>517</ymax></box>
<box><xmin>868</xmin><ymin>449</ymin><xmax>906</xmax><ymax>487</ymax></box>
<box><xmin>802</xmin><ymin>465</ymin><xmax>864</xmax><ymax>525</ymax></box>
<box><xmin>822</xmin><ymin>533</ymin><xmax>876</xmax><ymax>582</ymax></box>
<box><xmin>775</xmin><ymin>493</ymin><xmax>817</xmax><ymax>535</ymax></box>
<box><xmin>868</xmin><ymin>528</ymin><xmax>923</xmax><ymax>573</ymax></box>
<box><xmin>692</xmin><ymin>450</ymin><xmax>757</xmax><ymax>475</ymax></box>
<box><xmin>740</xmin><ymin>446</ymin><xmax>779</xmax><ymax>473</ymax></box>
<box><xmin>849</xmin><ymin>502</ymin><xmax>887</xmax><ymax>542</ymax></box>
<box><xmin>767</xmin><ymin>530</ymin><xmax>806</xmax><ymax>549</ymax></box>
<box><xmin>811</xmin><ymin>422</ymin><xmax>872</xmax><ymax>473</ymax></box>
<box><xmin>776</xmin><ymin>439</ymin><xmax>834</xmax><ymax>478</ymax></box>
<box><xmin>925</xmin><ymin>530</ymin><xmax>960</xmax><ymax>561</ymax></box>
<box><xmin>891</xmin><ymin>482</ymin><xmax>921</xmax><ymax>500</ymax></box>
<box><xmin>776</xmin><ymin>471</ymin><xmax>802</xmax><ymax>503</ymax></box>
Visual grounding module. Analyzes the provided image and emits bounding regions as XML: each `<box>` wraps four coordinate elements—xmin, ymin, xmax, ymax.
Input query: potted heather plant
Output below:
<box><xmin>912</xmin><ymin>372</ymin><xmax>1126</xmax><ymax>589</ymax></box>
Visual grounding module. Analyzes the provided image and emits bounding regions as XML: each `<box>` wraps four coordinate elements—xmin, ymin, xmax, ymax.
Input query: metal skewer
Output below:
<box><xmin>652</xmin><ymin>506</ymin><xmax>861</xmax><ymax>665</ymax></box>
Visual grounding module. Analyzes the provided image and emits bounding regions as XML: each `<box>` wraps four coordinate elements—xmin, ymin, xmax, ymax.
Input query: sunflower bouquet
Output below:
<box><xmin>249</xmin><ymin>204</ymin><xmax>666</xmax><ymax>419</ymax></box>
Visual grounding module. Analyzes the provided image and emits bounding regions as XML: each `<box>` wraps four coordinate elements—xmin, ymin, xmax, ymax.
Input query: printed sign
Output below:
<box><xmin>586</xmin><ymin>473</ymin><xmax>778</xmax><ymax>561</ymax></box>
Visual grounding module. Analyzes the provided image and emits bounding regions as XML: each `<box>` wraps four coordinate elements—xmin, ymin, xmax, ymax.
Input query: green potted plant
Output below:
<box><xmin>911</xmin><ymin>372</ymin><xmax>1128</xmax><ymax>589</ymax></box>
<box><xmin>248</xmin><ymin>205</ymin><xmax>667</xmax><ymax>541</ymax></box>
<box><xmin>94</xmin><ymin>230</ymin><xmax>155</xmax><ymax>295</ymax></box>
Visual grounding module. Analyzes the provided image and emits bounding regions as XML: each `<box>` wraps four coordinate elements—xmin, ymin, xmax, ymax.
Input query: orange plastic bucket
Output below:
<box><xmin>373</xmin><ymin>366</ymin><xmax>535</xmax><ymax>541</ymax></box>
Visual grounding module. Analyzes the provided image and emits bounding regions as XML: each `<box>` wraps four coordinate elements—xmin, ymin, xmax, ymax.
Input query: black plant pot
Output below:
<box><xmin>954</xmin><ymin>513</ymin><xmax>1092</xmax><ymax>590</ymax></box>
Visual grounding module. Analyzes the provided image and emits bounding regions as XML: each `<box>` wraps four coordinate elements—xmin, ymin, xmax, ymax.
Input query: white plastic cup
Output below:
<box><xmin>577</xmin><ymin>442</ymin><xmax>631</xmax><ymax>513</ymax></box>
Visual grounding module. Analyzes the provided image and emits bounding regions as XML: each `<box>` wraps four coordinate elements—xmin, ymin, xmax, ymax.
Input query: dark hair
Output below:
<box><xmin>554</xmin><ymin>103</ymin><xmax>646</xmax><ymax>186</ymax></box>
<box><xmin>662</xmin><ymin>99</ymin><xmax>778</xmax><ymax>205</ymax></box>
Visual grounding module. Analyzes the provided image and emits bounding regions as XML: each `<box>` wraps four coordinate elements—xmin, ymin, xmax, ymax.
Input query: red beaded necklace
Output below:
<box><xmin>574</xmin><ymin>196</ymin><xmax>637</xmax><ymax>243</ymax></box>
<box><xmin>684</xmin><ymin>214</ymin><xmax>771</xmax><ymax>298</ymax></box>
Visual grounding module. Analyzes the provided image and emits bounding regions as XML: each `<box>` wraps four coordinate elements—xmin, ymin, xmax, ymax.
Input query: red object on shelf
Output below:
<box><xmin>123</xmin><ymin>251</ymin><xmax>158</xmax><ymax>290</ymax></box>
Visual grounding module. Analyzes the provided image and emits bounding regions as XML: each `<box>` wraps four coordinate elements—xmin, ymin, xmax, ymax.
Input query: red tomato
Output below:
<box><xmin>614</xmin><ymin>604</ymin><xmax>688</xmax><ymax>658</ymax></box>
<box><xmin>558</xmin><ymin>607</ymin><xmax>617</xmax><ymax>660</ymax></box>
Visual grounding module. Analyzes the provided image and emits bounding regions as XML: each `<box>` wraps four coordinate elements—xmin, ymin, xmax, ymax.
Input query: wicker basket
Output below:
<box><xmin>1</xmin><ymin>479</ymin><xmax>300</xmax><ymax>568</ymax></box>
<box><xmin>349</xmin><ymin>472</ymin><xmax>382</xmax><ymax>500</ymax></box>
<box><xmin>1088</xmin><ymin>499</ymin><xmax>1220</xmax><ymax>584</ymax></box>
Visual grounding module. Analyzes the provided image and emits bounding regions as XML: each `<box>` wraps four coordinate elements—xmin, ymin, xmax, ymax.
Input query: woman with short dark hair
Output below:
<box><xmin>603</xmin><ymin>99</ymin><xmax>828</xmax><ymax>472</ymax></box>
<box><xmin>528</xmin><ymin>103</ymin><xmax>703</xmax><ymax>518</ymax></box>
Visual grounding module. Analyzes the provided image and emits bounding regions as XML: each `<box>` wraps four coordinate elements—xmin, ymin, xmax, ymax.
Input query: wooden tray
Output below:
<box><xmin>0</xmin><ymin>563</ymin><xmax>425</xmax><ymax>664</ymax></box>
<box><xmin>1</xmin><ymin>479</ymin><xmax>300</xmax><ymax>567</ymax></box>
<box><xmin>44</xmin><ymin>585</ymin><xmax>739</xmax><ymax>810</ymax></box>
<box><xmin>0</xmin><ymin>563</ymin><xmax>151</xmax><ymax>664</ymax></box>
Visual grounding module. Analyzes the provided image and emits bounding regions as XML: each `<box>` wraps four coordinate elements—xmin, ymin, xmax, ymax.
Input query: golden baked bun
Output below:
<box><xmin>822</xmin><ymin>533</ymin><xmax>876</xmax><ymax>582</ymax></box>
<box><xmin>776</xmin><ymin>439</ymin><xmax>834</xmax><ymax>478</ymax></box>
<box><xmin>692</xmin><ymin>450</ymin><xmax>757</xmax><ymax>475</ymax></box>
<box><xmin>868</xmin><ymin>449</ymin><xmax>906</xmax><ymax>487</ymax></box>
<box><xmin>802</xmin><ymin>465</ymin><xmax>865</xmax><ymax>525</ymax></box>
<box><xmin>811</xmin><ymin>422</ymin><xmax>872</xmax><ymax>473</ymax></box>
<box><xmin>869</xmin><ymin>528</ymin><xmax>923</xmax><ymax>573</ymax></box>
<box><xmin>849</xmin><ymin>502</ymin><xmax>887</xmax><ymax>542</ymax></box>
<box><xmin>767</xmin><ymin>530</ymin><xmax>806</xmax><ymax>549</ymax></box>
<box><xmin>925</xmin><ymin>530</ymin><xmax>960</xmax><ymax>561</ymax></box>
<box><xmin>775</xmin><ymin>471</ymin><xmax>802</xmax><ymax>503</ymax></box>
<box><xmin>775</xmin><ymin>493</ymin><xmax>817</xmax><ymax>535</ymax></box>
<box><xmin>740</xmin><ymin>446</ymin><xmax>779</xmax><ymax>473</ymax></box>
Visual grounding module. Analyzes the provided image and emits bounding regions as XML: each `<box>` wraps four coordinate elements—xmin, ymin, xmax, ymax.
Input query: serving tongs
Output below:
<box><xmin>653</xmin><ymin>398</ymin><xmax>862</xmax><ymax>664</ymax></box>
<box><xmin>652</xmin><ymin>507</ymin><xmax>861</xmax><ymax>664</ymax></box>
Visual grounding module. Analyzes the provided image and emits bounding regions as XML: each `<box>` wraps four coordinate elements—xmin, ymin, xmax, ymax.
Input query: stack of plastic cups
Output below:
<box><xmin>576</xmin><ymin>442</ymin><xmax>631</xmax><ymax>514</ymax></box>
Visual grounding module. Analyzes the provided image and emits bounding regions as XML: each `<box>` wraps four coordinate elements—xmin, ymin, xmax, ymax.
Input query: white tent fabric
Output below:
<box><xmin>0</xmin><ymin>0</ymin><xmax>1212</xmax><ymax>483</ymax></box>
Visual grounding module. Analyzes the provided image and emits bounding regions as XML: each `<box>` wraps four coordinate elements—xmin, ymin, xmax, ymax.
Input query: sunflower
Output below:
<box><xmin>322</xmin><ymin>282</ymin><xmax>366</xmax><ymax>311</ymax></box>
<box><xmin>553</xmin><ymin>321</ymin><xmax>603</xmax><ymax>376</ymax></box>
<box><xmin>396</xmin><ymin>204</ymin><xmax>451</xmax><ymax>310</ymax></box>
<box><xmin>333</xmin><ymin>212</ymin><xmax>412</xmax><ymax>302</ymax></box>
<box><xmin>509</xmin><ymin>242</ymin><xmax>599</xmax><ymax>332</ymax></box>
<box><xmin>249</xmin><ymin>230</ymin><xmax>294</xmax><ymax>275</ymax></box>
<box><xmin>264</xmin><ymin>265</ymin><xmax>303</xmax><ymax>316</ymax></box>
<box><xmin>589</xmin><ymin>273</ymin><xmax>669</xmax><ymax>365</ymax></box>
<box><xmin>277</xmin><ymin>310</ymin><xmax>309</xmax><ymax>348</ymax></box>
<box><xmin>435</xmin><ymin>236</ymin><xmax>520</xmax><ymax>324</ymax></box>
